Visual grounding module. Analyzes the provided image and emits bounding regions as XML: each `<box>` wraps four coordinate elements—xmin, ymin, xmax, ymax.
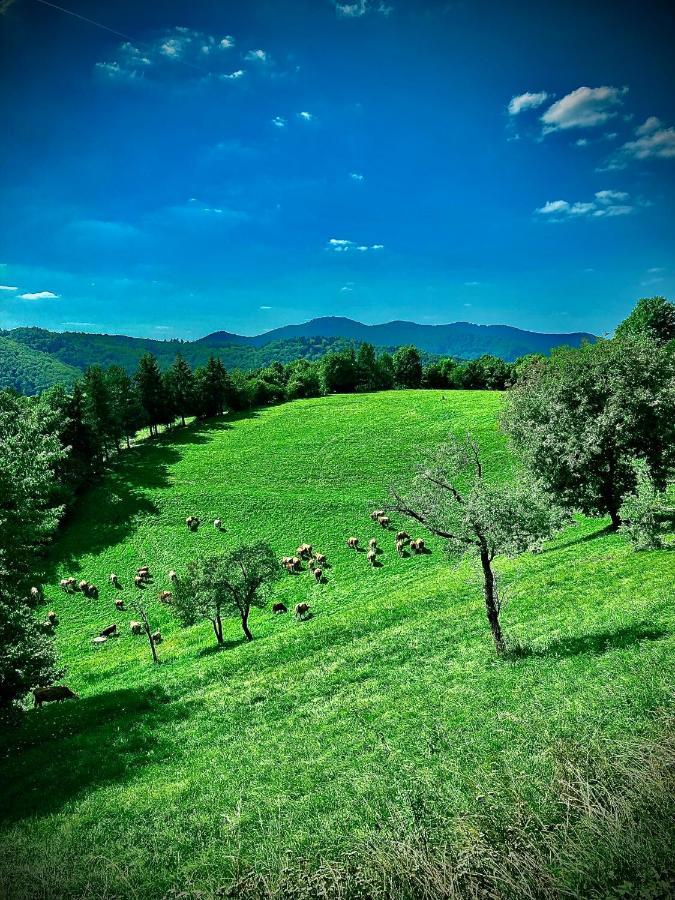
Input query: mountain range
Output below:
<box><xmin>0</xmin><ymin>317</ymin><xmax>595</xmax><ymax>394</ymax></box>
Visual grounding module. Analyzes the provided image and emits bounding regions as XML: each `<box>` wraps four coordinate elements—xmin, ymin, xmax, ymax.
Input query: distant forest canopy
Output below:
<box><xmin>0</xmin><ymin>316</ymin><xmax>596</xmax><ymax>395</ymax></box>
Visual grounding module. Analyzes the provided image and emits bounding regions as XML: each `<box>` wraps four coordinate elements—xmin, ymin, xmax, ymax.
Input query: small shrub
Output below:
<box><xmin>619</xmin><ymin>460</ymin><xmax>665</xmax><ymax>551</ymax></box>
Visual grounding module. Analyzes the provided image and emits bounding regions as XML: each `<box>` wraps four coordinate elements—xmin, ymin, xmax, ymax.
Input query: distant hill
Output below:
<box><xmin>199</xmin><ymin>316</ymin><xmax>595</xmax><ymax>361</ymax></box>
<box><xmin>0</xmin><ymin>336</ymin><xmax>81</xmax><ymax>395</ymax></box>
<box><xmin>1</xmin><ymin>317</ymin><xmax>596</xmax><ymax>393</ymax></box>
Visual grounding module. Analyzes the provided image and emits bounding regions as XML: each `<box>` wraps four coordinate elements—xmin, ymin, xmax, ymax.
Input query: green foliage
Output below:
<box><xmin>0</xmin><ymin>392</ymin><xmax>65</xmax><ymax>594</ymax></box>
<box><xmin>0</xmin><ymin>590</ymin><xmax>62</xmax><ymax>713</ymax></box>
<box><xmin>165</xmin><ymin>354</ymin><xmax>196</xmax><ymax>426</ymax></box>
<box><xmin>0</xmin><ymin>336</ymin><xmax>80</xmax><ymax>395</ymax></box>
<box><xmin>320</xmin><ymin>347</ymin><xmax>358</xmax><ymax>393</ymax></box>
<box><xmin>195</xmin><ymin>356</ymin><xmax>232</xmax><ymax>417</ymax></box>
<box><xmin>615</xmin><ymin>296</ymin><xmax>675</xmax><ymax>345</ymax></box>
<box><xmin>393</xmin><ymin>344</ymin><xmax>423</xmax><ymax>388</ymax></box>
<box><xmin>503</xmin><ymin>335</ymin><xmax>675</xmax><ymax>527</ymax></box>
<box><xmin>134</xmin><ymin>353</ymin><xmax>168</xmax><ymax>435</ymax></box>
<box><xmin>619</xmin><ymin>460</ymin><xmax>666</xmax><ymax>551</ymax></box>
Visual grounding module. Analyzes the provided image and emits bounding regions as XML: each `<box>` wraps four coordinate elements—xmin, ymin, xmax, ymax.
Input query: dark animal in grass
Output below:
<box><xmin>151</xmin><ymin>630</ymin><xmax>162</xmax><ymax>644</ymax></box>
<box><xmin>134</xmin><ymin>575</ymin><xmax>146</xmax><ymax>588</ymax></box>
<box><xmin>115</xmin><ymin>598</ymin><xmax>125</xmax><ymax>611</ymax></box>
<box><xmin>272</xmin><ymin>602</ymin><xmax>288</xmax><ymax>614</ymax></box>
<box><xmin>214</xmin><ymin>518</ymin><xmax>223</xmax><ymax>530</ymax></box>
<box><xmin>410</xmin><ymin>538</ymin><xmax>426</xmax><ymax>554</ymax></box>
<box><xmin>168</xmin><ymin>570</ymin><xmax>178</xmax><ymax>582</ymax></box>
<box><xmin>100</xmin><ymin>624</ymin><xmax>117</xmax><ymax>638</ymax></box>
<box><xmin>30</xmin><ymin>586</ymin><xmax>41</xmax><ymax>601</ymax></box>
<box><xmin>313</xmin><ymin>568</ymin><xmax>323</xmax><ymax>583</ymax></box>
<box><xmin>129</xmin><ymin>621</ymin><xmax>142</xmax><ymax>634</ymax></box>
<box><xmin>347</xmin><ymin>537</ymin><xmax>359</xmax><ymax>550</ymax></box>
<box><xmin>396</xmin><ymin>538</ymin><xmax>406</xmax><ymax>556</ymax></box>
<box><xmin>41</xmin><ymin>620</ymin><xmax>55</xmax><ymax>634</ymax></box>
<box><xmin>158</xmin><ymin>590</ymin><xmax>173</xmax><ymax>604</ymax></box>
<box><xmin>78</xmin><ymin>580</ymin><xmax>90</xmax><ymax>594</ymax></box>
<box><xmin>396</xmin><ymin>531</ymin><xmax>410</xmax><ymax>543</ymax></box>
<box><xmin>313</xmin><ymin>552</ymin><xmax>327</xmax><ymax>565</ymax></box>
<box><xmin>370</xmin><ymin>510</ymin><xmax>385</xmax><ymax>521</ymax></box>
<box><xmin>33</xmin><ymin>685</ymin><xmax>78</xmax><ymax>708</ymax></box>
<box><xmin>87</xmin><ymin>584</ymin><xmax>99</xmax><ymax>599</ymax></box>
<box><xmin>367</xmin><ymin>549</ymin><xmax>377</xmax><ymax>567</ymax></box>
<box><xmin>47</xmin><ymin>611</ymin><xmax>59</xmax><ymax>625</ymax></box>
<box><xmin>368</xmin><ymin>538</ymin><xmax>378</xmax><ymax>550</ymax></box>
<box><xmin>296</xmin><ymin>544</ymin><xmax>312</xmax><ymax>559</ymax></box>
<box><xmin>377</xmin><ymin>515</ymin><xmax>390</xmax><ymax>528</ymax></box>
<box><xmin>186</xmin><ymin>516</ymin><xmax>200</xmax><ymax>532</ymax></box>
<box><xmin>109</xmin><ymin>573</ymin><xmax>120</xmax><ymax>588</ymax></box>
<box><xmin>294</xmin><ymin>602</ymin><xmax>310</xmax><ymax>620</ymax></box>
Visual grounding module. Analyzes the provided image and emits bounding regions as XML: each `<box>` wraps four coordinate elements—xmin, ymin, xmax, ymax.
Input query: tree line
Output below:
<box><xmin>0</xmin><ymin>297</ymin><xmax>673</xmax><ymax>711</ymax></box>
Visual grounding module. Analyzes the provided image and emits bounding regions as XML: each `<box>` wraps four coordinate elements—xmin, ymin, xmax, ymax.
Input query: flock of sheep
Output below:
<box><xmin>31</xmin><ymin>508</ymin><xmax>429</xmax><ymax>707</ymax></box>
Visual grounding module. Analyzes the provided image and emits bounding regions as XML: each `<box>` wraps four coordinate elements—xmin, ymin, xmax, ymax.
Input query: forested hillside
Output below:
<box><xmin>0</xmin><ymin>336</ymin><xmax>81</xmax><ymax>394</ymax></box>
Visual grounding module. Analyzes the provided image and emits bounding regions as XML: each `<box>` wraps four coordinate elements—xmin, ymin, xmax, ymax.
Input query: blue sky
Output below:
<box><xmin>0</xmin><ymin>0</ymin><xmax>673</xmax><ymax>339</ymax></box>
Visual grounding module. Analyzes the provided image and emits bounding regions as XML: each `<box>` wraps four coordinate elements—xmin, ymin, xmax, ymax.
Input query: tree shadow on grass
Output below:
<box><xmin>542</xmin><ymin>523</ymin><xmax>616</xmax><ymax>554</ymax></box>
<box><xmin>509</xmin><ymin>623</ymin><xmax>668</xmax><ymax>660</ymax></box>
<box><xmin>0</xmin><ymin>686</ymin><xmax>192</xmax><ymax>825</ymax></box>
<box><xmin>197</xmin><ymin>637</ymin><xmax>247</xmax><ymax>657</ymax></box>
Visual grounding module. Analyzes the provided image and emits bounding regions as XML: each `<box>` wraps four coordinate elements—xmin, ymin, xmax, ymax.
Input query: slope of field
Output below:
<box><xmin>0</xmin><ymin>335</ymin><xmax>81</xmax><ymax>394</ymax></box>
<box><xmin>0</xmin><ymin>391</ymin><xmax>672</xmax><ymax>899</ymax></box>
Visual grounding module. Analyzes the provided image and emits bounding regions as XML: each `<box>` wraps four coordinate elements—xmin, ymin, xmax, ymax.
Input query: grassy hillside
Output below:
<box><xmin>0</xmin><ymin>391</ymin><xmax>672</xmax><ymax>899</ymax></box>
<box><xmin>0</xmin><ymin>335</ymin><xmax>81</xmax><ymax>394</ymax></box>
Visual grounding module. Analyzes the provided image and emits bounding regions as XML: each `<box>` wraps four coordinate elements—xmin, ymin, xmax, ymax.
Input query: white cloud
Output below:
<box><xmin>535</xmin><ymin>189</ymin><xmax>635</xmax><ymax>221</ymax></box>
<box><xmin>259</xmin><ymin>305</ymin><xmax>272</xmax><ymax>310</ymax></box>
<box><xmin>245</xmin><ymin>49</ymin><xmax>268</xmax><ymax>62</ymax></box>
<box><xmin>575</xmin><ymin>138</ymin><xmax>589</xmax><ymax>147</ymax></box>
<box><xmin>605</xmin><ymin>118</ymin><xmax>675</xmax><ymax>168</ymax></box>
<box><xmin>333</xmin><ymin>1</ymin><xmax>393</xmax><ymax>17</ymax></box>
<box><xmin>272</xmin><ymin>116</ymin><xmax>286</xmax><ymax>128</ymax></box>
<box><xmin>507</xmin><ymin>91</ymin><xmax>549</xmax><ymax>115</ymax></box>
<box><xmin>220</xmin><ymin>69</ymin><xmax>244</xmax><ymax>80</ymax></box>
<box><xmin>220</xmin><ymin>36</ymin><xmax>235</xmax><ymax>49</ymax></box>
<box><xmin>19</xmin><ymin>290</ymin><xmax>60</xmax><ymax>300</ymax></box>
<box><xmin>349</xmin><ymin>172</ymin><xmax>364</xmax><ymax>181</ymax></box>
<box><xmin>0</xmin><ymin>284</ymin><xmax>17</xmax><ymax>291</ymax></box>
<box><xmin>541</xmin><ymin>86</ymin><xmax>627</xmax><ymax>132</ymax></box>
<box><xmin>648</xmin><ymin>267</ymin><xmax>665</xmax><ymax>274</ymax></box>
<box><xmin>298</xmin><ymin>111</ymin><xmax>313</xmax><ymax>121</ymax></box>
<box><xmin>371</xmin><ymin>244</ymin><xmax>384</xmax><ymax>250</ymax></box>
<box><xmin>327</xmin><ymin>239</ymin><xmax>383</xmax><ymax>252</ymax></box>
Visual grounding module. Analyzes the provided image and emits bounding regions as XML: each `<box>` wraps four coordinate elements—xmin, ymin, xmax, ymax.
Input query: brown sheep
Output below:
<box><xmin>367</xmin><ymin>549</ymin><xmax>377</xmax><ymax>566</ymax></box>
<box><xmin>347</xmin><ymin>537</ymin><xmax>359</xmax><ymax>550</ymax></box>
<box><xmin>281</xmin><ymin>556</ymin><xmax>293</xmax><ymax>567</ymax></box>
<box><xmin>377</xmin><ymin>515</ymin><xmax>390</xmax><ymax>529</ymax></box>
<box><xmin>314</xmin><ymin>552</ymin><xmax>327</xmax><ymax>565</ymax></box>
<box><xmin>151</xmin><ymin>630</ymin><xmax>162</xmax><ymax>644</ymax></box>
<box><xmin>313</xmin><ymin>567</ymin><xmax>323</xmax><ymax>583</ymax></box>
<box><xmin>115</xmin><ymin>598</ymin><xmax>125</xmax><ymax>611</ymax></box>
<box><xmin>411</xmin><ymin>538</ymin><xmax>426</xmax><ymax>554</ymax></box>
<box><xmin>291</xmin><ymin>556</ymin><xmax>301</xmax><ymax>570</ymax></box>
<box><xmin>368</xmin><ymin>538</ymin><xmax>378</xmax><ymax>550</ymax></box>
<box><xmin>33</xmin><ymin>686</ymin><xmax>78</xmax><ymax>708</ymax></box>
<box><xmin>294</xmin><ymin>602</ymin><xmax>310</xmax><ymax>620</ymax></box>
<box><xmin>134</xmin><ymin>575</ymin><xmax>145</xmax><ymax>588</ymax></box>
<box><xmin>47</xmin><ymin>610</ymin><xmax>59</xmax><ymax>625</ymax></box>
<box><xmin>370</xmin><ymin>509</ymin><xmax>385</xmax><ymax>521</ymax></box>
<box><xmin>396</xmin><ymin>531</ymin><xmax>410</xmax><ymax>543</ymax></box>
<box><xmin>169</xmin><ymin>570</ymin><xmax>178</xmax><ymax>582</ymax></box>
<box><xmin>272</xmin><ymin>602</ymin><xmax>288</xmax><ymax>614</ymax></box>
<box><xmin>78</xmin><ymin>580</ymin><xmax>90</xmax><ymax>593</ymax></box>
<box><xmin>158</xmin><ymin>591</ymin><xmax>173</xmax><ymax>604</ymax></box>
<box><xmin>296</xmin><ymin>544</ymin><xmax>312</xmax><ymax>559</ymax></box>
<box><xmin>129</xmin><ymin>621</ymin><xmax>142</xmax><ymax>635</ymax></box>
<box><xmin>100</xmin><ymin>624</ymin><xmax>117</xmax><ymax>638</ymax></box>
<box><xmin>87</xmin><ymin>584</ymin><xmax>99</xmax><ymax>600</ymax></box>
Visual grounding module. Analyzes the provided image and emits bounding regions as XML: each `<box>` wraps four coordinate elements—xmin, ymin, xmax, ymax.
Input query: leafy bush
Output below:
<box><xmin>619</xmin><ymin>460</ymin><xmax>666</xmax><ymax>551</ymax></box>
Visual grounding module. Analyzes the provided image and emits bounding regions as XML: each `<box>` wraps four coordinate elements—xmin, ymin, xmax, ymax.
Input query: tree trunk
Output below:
<box><xmin>241</xmin><ymin>609</ymin><xmax>253</xmax><ymax>641</ymax></box>
<box><xmin>608</xmin><ymin>507</ymin><xmax>621</xmax><ymax>530</ymax></box>
<box><xmin>181</xmin><ymin>414</ymin><xmax>186</xmax><ymax>427</ymax></box>
<box><xmin>145</xmin><ymin>625</ymin><xmax>159</xmax><ymax>664</ymax></box>
<box><xmin>212</xmin><ymin>616</ymin><xmax>224</xmax><ymax>644</ymax></box>
<box><xmin>480</xmin><ymin>550</ymin><xmax>506</xmax><ymax>654</ymax></box>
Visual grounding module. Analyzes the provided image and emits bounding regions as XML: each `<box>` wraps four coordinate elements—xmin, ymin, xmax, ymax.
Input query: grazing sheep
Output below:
<box><xmin>368</xmin><ymin>538</ymin><xmax>378</xmax><ymax>550</ymax></box>
<box><xmin>92</xmin><ymin>636</ymin><xmax>107</xmax><ymax>645</ymax></box>
<box><xmin>115</xmin><ymin>599</ymin><xmax>125</xmax><ymax>611</ymax></box>
<box><xmin>291</xmin><ymin>556</ymin><xmax>301</xmax><ymax>570</ymax></box>
<box><xmin>370</xmin><ymin>510</ymin><xmax>385</xmax><ymax>521</ymax></box>
<box><xmin>313</xmin><ymin>567</ymin><xmax>323</xmax><ymax>583</ymax></box>
<box><xmin>59</xmin><ymin>578</ymin><xmax>71</xmax><ymax>592</ymax></box>
<box><xmin>33</xmin><ymin>686</ymin><xmax>78</xmax><ymax>708</ymax></box>
<box><xmin>129</xmin><ymin>621</ymin><xmax>142</xmax><ymax>635</ymax></box>
<box><xmin>109</xmin><ymin>573</ymin><xmax>120</xmax><ymax>587</ymax></box>
<box><xmin>347</xmin><ymin>537</ymin><xmax>359</xmax><ymax>550</ymax></box>
<box><xmin>78</xmin><ymin>580</ymin><xmax>90</xmax><ymax>594</ymax></box>
<box><xmin>314</xmin><ymin>553</ymin><xmax>327</xmax><ymax>565</ymax></box>
<box><xmin>136</xmin><ymin>567</ymin><xmax>150</xmax><ymax>578</ymax></box>
<box><xmin>396</xmin><ymin>531</ymin><xmax>410</xmax><ymax>543</ymax></box>
<box><xmin>296</xmin><ymin>544</ymin><xmax>312</xmax><ymax>559</ymax></box>
<box><xmin>151</xmin><ymin>630</ymin><xmax>162</xmax><ymax>644</ymax></box>
<box><xmin>100</xmin><ymin>624</ymin><xmax>117</xmax><ymax>638</ymax></box>
<box><xmin>294</xmin><ymin>602</ymin><xmax>310</xmax><ymax>620</ymax></box>
<box><xmin>169</xmin><ymin>570</ymin><xmax>178</xmax><ymax>582</ymax></box>
<box><xmin>47</xmin><ymin>611</ymin><xmax>59</xmax><ymax>625</ymax></box>
<box><xmin>377</xmin><ymin>515</ymin><xmax>390</xmax><ymax>529</ymax></box>
<box><xmin>396</xmin><ymin>538</ymin><xmax>406</xmax><ymax>556</ymax></box>
<box><xmin>30</xmin><ymin>586</ymin><xmax>41</xmax><ymax>601</ymax></box>
<box><xmin>41</xmin><ymin>620</ymin><xmax>55</xmax><ymax>634</ymax></box>
<box><xmin>186</xmin><ymin>516</ymin><xmax>200</xmax><ymax>532</ymax></box>
<box><xmin>214</xmin><ymin>518</ymin><xmax>222</xmax><ymax>530</ymax></box>
<box><xmin>272</xmin><ymin>602</ymin><xmax>288</xmax><ymax>614</ymax></box>
<box><xmin>281</xmin><ymin>556</ymin><xmax>293</xmax><ymax>567</ymax></box>
<box><xmin>410</xmin><ymin>538</ymin><xmax>426</xmax><ymax>554</ymax></box>
<box><xmin>158</xmin><ymin>590</ymin><xmax>173</xmax><ymax>604</ymax></box>
<box><xmin>134</xmin><ymin>575</ymin><xmax>145</xmax><ymax>588</ymax></box>
<box><xmin>87</xmin><ymin>584</ymin><xmax>99</xmax><ymax>600</ymax></box>
<box><xmin>367</xmin><ymin>549</ymin><xmax>377</xmax><ymax>566</ymax></box>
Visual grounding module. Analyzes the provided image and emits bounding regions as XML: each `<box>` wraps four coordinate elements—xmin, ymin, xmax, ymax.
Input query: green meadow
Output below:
<box><xmin>1</xmin><ymin>390</ymin><xmax>673</xmax><ymax>899</ymax></box>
